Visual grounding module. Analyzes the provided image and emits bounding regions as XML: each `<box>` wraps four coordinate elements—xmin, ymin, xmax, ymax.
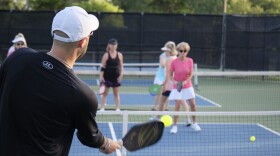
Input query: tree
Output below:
<box><xmin>251</xmin><ymin>0</ymin><xmax>280</xmax><ymax>14</ymax></box>
<box><xmin>0</xmin><ymin>0</ymin><xmax>123</xmax><ymax>12</ymax></box>
<box><xmin>28</xmin><ymin>0</ymin><xmax>72</xmax><ymax>10</ymax></box>
<box><xmin>112</xmin><ymin>0</ymin><xmax>280</xmax><ymax>15</ymax></box>
<box><xmin>112</xmin><ymin>0</ymin><xmax>153</xmax><ymax>12</ymax></box>
<box><xmin>0</xmin><ymin>0</ymin><xmax>29</xmax><ymax>10</ymax></box>
<box><xmin>73</xmin><ymin>0</ymin><xmax>123</xmax><ymax>12</ymax></box>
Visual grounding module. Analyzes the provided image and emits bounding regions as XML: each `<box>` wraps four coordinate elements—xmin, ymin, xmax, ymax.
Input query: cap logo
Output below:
<box><xmin>42</xmin><ymin>61</ymin><xmax>53</xmax><ymax>69</ymax></box>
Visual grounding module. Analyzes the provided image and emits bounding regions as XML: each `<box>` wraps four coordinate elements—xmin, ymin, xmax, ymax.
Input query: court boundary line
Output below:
<box><xmin>257</xmin><ymin>123</ymin><xmax>280</xmax><ymax>136</ymax></box>
<box><xmin>97</xmin><ymin>93</ymin><xmax>221</xmax><ymax>107</ymax></box>
<box><xmin>195</xmin><ymin>94</ymin><xmax>222</xmax><ymax>107</ymax></box>
<box><xmin>108</xmin><ymin>122</ymin><xmax>122</xmax><ymax>156</ymax></box>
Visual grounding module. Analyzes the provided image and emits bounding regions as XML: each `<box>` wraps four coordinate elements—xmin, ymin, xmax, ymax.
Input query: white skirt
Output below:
<box><xmin>168</xmin><ymin>87</ymin><xmax>195</xmax><ymax>100</ymax></box>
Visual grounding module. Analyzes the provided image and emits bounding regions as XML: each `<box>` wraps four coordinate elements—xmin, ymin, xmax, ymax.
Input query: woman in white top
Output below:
<box><xmin>151</xmin><ymin>41</ymin><xmax>172</xmax><ymax>111</ymax></box>
<box><xmin>159</xmin><ymin>42</ymin><xmax>177</xmax><ymax>112</ymax></box>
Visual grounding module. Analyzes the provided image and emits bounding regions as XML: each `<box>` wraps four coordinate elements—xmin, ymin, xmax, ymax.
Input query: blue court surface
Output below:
<box><xmin>96</xmin><ymin>93</ymin><xmax>221</xmax><ymax>107</ymax></box>
<box><xmin>69</xmin><ymin>122</ymin><xmax>280</xmax><ymax>156</ymax></box>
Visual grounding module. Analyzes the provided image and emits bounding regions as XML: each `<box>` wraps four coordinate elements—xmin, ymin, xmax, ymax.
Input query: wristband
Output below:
<box><xmin>99</xmin><ymin>138</ymin><xmax>111</xmax><ymax>153</ymax></box>
<box><xmin>100</xmin><ymin>67</ymin><xmax>105</xmax><ymax>72</ymax></box>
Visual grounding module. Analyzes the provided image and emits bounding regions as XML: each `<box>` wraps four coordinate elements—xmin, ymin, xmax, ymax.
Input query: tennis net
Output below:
<box><xmin>69</xmin><ymin>111</ymin><xmax>280</xmax><ymax>156</ymax></box>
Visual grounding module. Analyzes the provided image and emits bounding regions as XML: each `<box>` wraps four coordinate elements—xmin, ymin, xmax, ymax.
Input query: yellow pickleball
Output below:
<box><xmin>250</xmin><ymin>136</ymin><xmax>256</xmax><ymax>142</ymax></box>
<box><xmin>160</xmin><ymin>115</ymin><xmax>173</xmax><ymax>127</ymax></box>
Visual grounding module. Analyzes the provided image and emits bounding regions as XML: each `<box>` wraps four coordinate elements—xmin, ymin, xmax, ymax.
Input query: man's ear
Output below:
<box><xmin>78</xmin><ymin>37</ymin><xmax>88</xmax><ymax>48</ymax></box>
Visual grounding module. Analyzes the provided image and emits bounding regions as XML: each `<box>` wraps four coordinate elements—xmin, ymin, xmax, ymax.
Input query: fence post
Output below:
<box><xmin>220</xmin><ymin>0</ymin><xmax>227</xmax><ymax>71</ymax></box>
<box><xmin>139</xmin><ymin>12</ymin><xmax>144</xmax><ymax>66</ymax></box>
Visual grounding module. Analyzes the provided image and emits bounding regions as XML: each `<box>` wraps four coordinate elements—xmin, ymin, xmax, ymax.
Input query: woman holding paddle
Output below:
<box><xmin>168</xmin><ymin>42</ymin><xmax>201</xmax><ymax>133</ymax></box>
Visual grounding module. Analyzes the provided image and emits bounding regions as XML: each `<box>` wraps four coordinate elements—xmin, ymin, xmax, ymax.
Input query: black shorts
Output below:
<box><xmin>104</xmin><ymin>80</ymin><xmax>121</xmax><ymax>88</ymax></box>
<box><xmin>162</xmin><ymin>91</ymin><xmax>171</xmax><ymax>97</ymax></box>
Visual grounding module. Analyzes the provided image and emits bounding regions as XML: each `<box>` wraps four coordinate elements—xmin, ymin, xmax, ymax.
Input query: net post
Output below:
<box><xmin>121</xmin><ymin>111</ymin><xmax>128</xmax><ymax>156</ymax></box>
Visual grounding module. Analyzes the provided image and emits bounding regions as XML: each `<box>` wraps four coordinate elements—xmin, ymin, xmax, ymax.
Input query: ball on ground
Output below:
<box><xmin>160</xmin><ymin>115</ymin><xmax>173</xmax><ymax>127</ymax></box>
<box><xmin>250</xmin><ymin>136</ymin><xmax>256</xmax><ymax>142</ymax></box>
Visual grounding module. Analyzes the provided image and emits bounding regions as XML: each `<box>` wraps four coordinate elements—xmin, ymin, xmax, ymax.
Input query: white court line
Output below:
<box><xmin>257</xmin><ymin>123</ymin><xmax>280</xmax><ymax>136</ymax></box>
<box><xmin>98</xmin><ymin>93</ymin><xmax>221</xmax><ymax>107</ymax></box>
<box><xmin>108</xmin><ymin>122</ymin><xmax>122</xmax><ymax>156</ymax></box>
<box><xmin>195</xmin><ymin>94</ymin><xmax>222</xmax><ymax>107</ymax></box>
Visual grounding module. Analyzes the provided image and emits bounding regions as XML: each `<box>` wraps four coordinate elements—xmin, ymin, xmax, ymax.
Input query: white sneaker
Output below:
<box><xmin>115</xmin><ymin>108</ymin><xmax>120</xmax><ymax>111</ymax></box>
<box><xmin>186</xmin><ymin>118</ymin><xmax>192</xmax><ymax>127</ymax></box>
<box><xmin>170</xmin><ymin>125</ymin><xmax>178</xmax><ymax>134</ymax></box>
<box><xmin>191</xmin><ymin>123</ymin><xmax>201</xmax><ymax>131</ymax></box>
<box><xmin>100</xmin><ymin>108</ymin><xmax>105</xmax><ymax>111</ymax></box>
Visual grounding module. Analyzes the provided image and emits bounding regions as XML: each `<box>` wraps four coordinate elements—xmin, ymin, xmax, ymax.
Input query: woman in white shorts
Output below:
<box><xmin>168</xmin><ymin>42</ymin><xmax>201</xmax><ymax>133</ymax></box>
<box><xmin>151</xmin><ymin>41</ymin><xmax>172</xmax><ymax>111</ymax></box>
<box><xmin>159</xmin><ymin>42</ymin><xmax>177</xmax><ymax>112</ymax></box>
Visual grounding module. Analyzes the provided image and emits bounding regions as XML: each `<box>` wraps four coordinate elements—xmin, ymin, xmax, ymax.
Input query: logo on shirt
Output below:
<box><xmin>42</xmin><ymin>61</ymin><xmax>53</xmax><ymax>69</ymax></box>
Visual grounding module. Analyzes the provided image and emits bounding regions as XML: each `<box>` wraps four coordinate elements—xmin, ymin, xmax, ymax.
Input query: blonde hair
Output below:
<box><xmin>163</xmin><ymin>41</ymin><xmax>177</xmax><ymax>56</ymax></box>
<box><xmin>106</xmin><ymin>45</ymin><xmax>110</xmax><ymax>52</ymax></box>
<box><xmin>176</xmin><ymin>42</ymin><xmax>190</xmax><ymax>52</ymax></box>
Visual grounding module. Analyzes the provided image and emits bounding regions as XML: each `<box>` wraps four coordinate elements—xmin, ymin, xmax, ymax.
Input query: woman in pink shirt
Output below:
<box><xmin>168</xmin><ymin>42</ymin><xmax>201</xmax><ymax>133</ymax></box>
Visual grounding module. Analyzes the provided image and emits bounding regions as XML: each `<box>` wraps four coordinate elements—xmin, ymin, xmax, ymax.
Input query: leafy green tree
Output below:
<box><xmin>251</xmin><ymin>0</ymin><xmax>280</xmax><ymax>14</ymax></box>
<box><xmin>112</xmin><ymin>0</ymin><xmax>280</xmax><ymax>15</ymax></box>
<box><xmin>28</xmin><ymin>0</ymin><xmax>71</xmax><ymax>10</ymax></box>
<box><xmin>112</xmin><ymin>0</ymin><xmax>153</xmax><ymax>12</ymax></box>
<box><xmin>227</xmin><ymin>0</ymin><xmax>263</xmax><ymax>14</ymax></box>
<box><xmin>73</xmin><ymin>0</ymin><xmax>123</xmax><ymax>12</ymax></box>
<box><xmin>0</xmin><ymin>0</ymin><xmax>29</xmax><ymax>10</ymax></box>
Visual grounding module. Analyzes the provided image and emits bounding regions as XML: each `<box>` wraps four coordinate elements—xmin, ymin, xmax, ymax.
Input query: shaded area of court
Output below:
<box><xmin>69</xmin><ymin>122</ymin><xmax>280</xmax><ymax>156</ymax></box>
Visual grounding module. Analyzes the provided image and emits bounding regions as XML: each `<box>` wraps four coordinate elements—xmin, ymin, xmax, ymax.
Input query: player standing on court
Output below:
<box><xmin>151</xmin><ymin>41</ymin><xmax>171</xmax><ymax>111</ymax></box>
<box><xmin>158</xmin><ymin>41</ymin><xmax>177</xmax><ymax>111</ymax></box>
<box><xmin>168</xmin><ymin>42</ymin><xmax>201</xmax><ymax>133</ymax></box>
<box><xmin>99</xmin><ymin>38</ymin><xmax>123</xmax><ymax>111</ymax></box>
<box><xmin>0</xmin><ymin>6</ymin><xmax>120</xmax><ymax>155</ymax></box>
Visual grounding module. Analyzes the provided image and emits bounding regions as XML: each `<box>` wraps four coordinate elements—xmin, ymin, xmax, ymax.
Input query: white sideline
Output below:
<box><xmin>108</xmin><ymin>122</ymin><xmax>122</xmax><ymax>156</ymax></box>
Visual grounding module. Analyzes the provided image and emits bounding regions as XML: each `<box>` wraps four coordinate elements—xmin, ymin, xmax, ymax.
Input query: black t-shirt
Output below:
<box><xmin>0</xmin><ymin>48</ymin><xmax>104</xmax><ymax>156</ymax></box>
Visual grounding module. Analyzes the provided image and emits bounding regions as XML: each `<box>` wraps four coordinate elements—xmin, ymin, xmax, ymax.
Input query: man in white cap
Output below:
<box><xmin>0</xmin><ymin>6</ymin><xmax>120</xmax><ymax>155</ymax></box>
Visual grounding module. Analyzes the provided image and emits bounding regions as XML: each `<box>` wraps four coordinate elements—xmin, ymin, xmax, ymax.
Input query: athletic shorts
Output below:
<box><xmin>162</xmin><ymin>90</ymin><xmax>171</xmax><ymax>97</ymax></box>
<box><xmin>104</xmin><ymin>80</ymin><xmax>121</xmax><ymax>88</ymax></box>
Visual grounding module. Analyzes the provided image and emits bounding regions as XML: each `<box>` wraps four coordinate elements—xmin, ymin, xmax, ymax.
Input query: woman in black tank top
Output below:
<box><xmin>100</xmin><ymin>38</ymin><xmax>123</xmax><ymax>111</ymax></box>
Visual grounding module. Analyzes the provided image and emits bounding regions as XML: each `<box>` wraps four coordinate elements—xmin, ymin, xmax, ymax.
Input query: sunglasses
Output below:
<box><xmin>15</xmin><ymin>42</ymin><xmax>24</xmax><ymax>46</ymax></box>
<box><xmin>179</xmin><ymin>50</ymin><xmax>188</xmax><ymax>53</ymax></box>
<box><xmin>89</xmin><ymin>31</ymin><xmax>93</xmax><ymax>36</ymax></box>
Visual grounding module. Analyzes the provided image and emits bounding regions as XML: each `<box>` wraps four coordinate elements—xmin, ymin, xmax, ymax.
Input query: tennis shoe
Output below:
<box><xmin>116</xmin><ymin>109</ymin><xmax>120</xmax><ymax>111</ymax></box>
<box><xmin>186</xmin><ymin>118</ymin><xmax>192</xmax><ymax>127</ymax></box>
<box><xmin>191</xmin><ymin>123</ymin><xmax>201</xmax><ymax>131</ymax></box>
<box><xmin>170</xmin><ymin>125</ymin><xmax>177</xmax><ymax>134</ymax></box>
<box><xmin>100</xmin><ymin>108</ymin><xmax>105</xmax><ymax>111</ymax></box>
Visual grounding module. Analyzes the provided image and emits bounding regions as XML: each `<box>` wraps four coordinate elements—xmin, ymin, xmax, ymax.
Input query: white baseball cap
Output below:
<box><xmin>51</xmin><ymin>6</ymin><xmax>99</xmax><ymax>42</ymax></box>
<box><xmin>161</xmin><ymin>41</ymin><xmax>175</xmax><ymax>51</ymax></box>
<box><xmin>12</xmin><ymin>33</ymin><xmax>26</xmax><ymax>45</ymax></box>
